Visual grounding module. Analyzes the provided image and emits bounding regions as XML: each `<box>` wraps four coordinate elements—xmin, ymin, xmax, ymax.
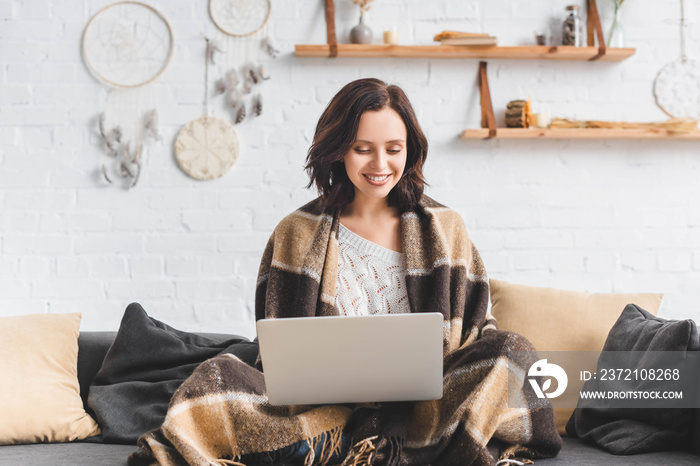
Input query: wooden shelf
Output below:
<box><xmin>459</xmin><ymin>128</ymin><xmax>700</xmax><ymax>140</ymax></box>
<box><xmin>294</xmin><ymin>44</ymin><xmax>635</xmax><ymax>61</ymax></box>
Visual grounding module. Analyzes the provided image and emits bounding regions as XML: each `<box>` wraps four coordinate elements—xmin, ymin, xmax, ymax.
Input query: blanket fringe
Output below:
<box><xmin>495</xmin><ymin>460</ymin><xmax>527</xmax><ymax>466</ymax></box>
<box><xmin>215</xmin><ymin>459</ymin><xmax>246</xmax><ymax>466</ymax></box>
<box><xmin>341</xmin><ymin>435</ymin><xmax>378</xmax><ymax>466</ymax></box>
<box><xmin>304</xmin><ymin>425</ymin><xmax>345</xmax><ymax>466</ymax></box>
<box><xmin>497</xmin><ymin>445</ymin><xmax>534</xmax><ymax>466</ymax></box>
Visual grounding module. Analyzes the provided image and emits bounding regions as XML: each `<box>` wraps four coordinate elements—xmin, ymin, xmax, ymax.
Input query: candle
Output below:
<box><xmin>533</xmin><ymin>111</ymin><xmax>551</xmax><ymax>128</ymax></box>
<box><xmin>383</xmin><ymin>27</ymin><xmax>399</xmax><ymax>45</ymax></box>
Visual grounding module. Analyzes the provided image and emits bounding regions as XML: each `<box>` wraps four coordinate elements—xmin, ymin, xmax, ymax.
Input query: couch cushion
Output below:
<box><xmin>0</xmin><ymin>442</ymin><xmax>135</xmax><ymax>466</ymax></box>
<box><xmin>0</xmin><ymin>313</ymin><xmax>101</xmax><ymax>445</ymax></box>
<box><xmin>87</xmin><ymin>303</ymin><xmax>258</xmax><ymax>444</ymax></box>
<box><xmin>78</xmin><ymin>332</ymin><xmax>118</xmax><ymax>409</ymax></box>
<box><xmin>489</xmin><ymin>279</ymin><xmax>663</xmax><ymax>434</ymax></box>
<box><xmin>566</xmin><ymin>304</ymin><xmax>700</xmax><ymax>455</ymax></box>
<box><xmin>535</xmin><ymin>437</ymin><xmax>700</xmax><ymax>465</ymax></box>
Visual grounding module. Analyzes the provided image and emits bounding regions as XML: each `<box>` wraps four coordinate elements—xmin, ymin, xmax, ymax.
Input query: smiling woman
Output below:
<box><xmin>132</xmin><ymin>78</ymin><xmax>562</xmax><ymax>466</ymax></box>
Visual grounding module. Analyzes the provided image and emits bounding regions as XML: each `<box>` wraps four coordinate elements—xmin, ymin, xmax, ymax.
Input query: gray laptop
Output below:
<box><xmin>256</xmin><ymin>313</ymin><xmax>443</xmax><ymax>406</ymax></box>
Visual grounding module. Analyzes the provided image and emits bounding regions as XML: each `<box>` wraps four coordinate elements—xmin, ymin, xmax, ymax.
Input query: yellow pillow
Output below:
<box><xmin>0</xmin><ymin>313</ymin><xmax>101</xmax><ymax>444</ymax></box>
<box><xmin>489</xmin><ymin>279</ymin><xmax>663</xmax><ymax>435</ymax></box>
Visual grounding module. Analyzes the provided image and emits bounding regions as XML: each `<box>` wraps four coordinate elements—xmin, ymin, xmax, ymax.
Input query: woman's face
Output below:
<box><xmin>343</xmin><ymin>106</ymin><xmax>408</xmax><ymax>205</ymax></box>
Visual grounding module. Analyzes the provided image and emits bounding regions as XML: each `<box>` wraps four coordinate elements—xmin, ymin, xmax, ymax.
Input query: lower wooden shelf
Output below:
<box><xmin>459</xmin><ymin>128</ymin><xmax>700</xmax><ymax>140</ymax></box>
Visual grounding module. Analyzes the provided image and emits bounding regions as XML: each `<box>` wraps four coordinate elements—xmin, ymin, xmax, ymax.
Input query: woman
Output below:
<box><xmin>132</xmin><ymin>79</ymin><xmax>561</xmax><ymax>466</ymax></box>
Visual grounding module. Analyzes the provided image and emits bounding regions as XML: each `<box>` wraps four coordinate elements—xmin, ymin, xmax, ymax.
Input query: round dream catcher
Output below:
<box><xmin>82</xmin><ymin>1</ymin><xmax>173</xmax><ymax>88</ymax></box>
<box><xmin>82</xmin><ymin>1</ymin><xmax>173</xmax><ymax>188</ymax></box>
<box><xmin>208</xmin><ymin>0</ymin><xmax>278</xmax><ymax>125</ymax></box>
<box><xmin>653</xmin><ymin>0</ymin><xmax>700</xmax><ymax>118</ymax></box>
<box><xmin>209</xmin><ymin>0</ymin><xmax>271</xmax><ymax>37</ymax></box>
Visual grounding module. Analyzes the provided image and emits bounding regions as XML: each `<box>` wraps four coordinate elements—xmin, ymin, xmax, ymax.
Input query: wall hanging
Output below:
<box><xmin>174</xmin><ymin>38</ymin><xmax>240</xmax><ymax>181</ymax></box>
<box><xmin>82</xmin><ymin>1</ymin><xmax>173</xmax><ymax>188</ymax></box>
<box><xmin>654</xmin><ymin>0</ymin><xmax>700</xmax><ymax>119</ymax></box>
<box><xmin>208</xmin><ymin>0</ymin><xmax>277</xmax><ymax>124</ymax></box>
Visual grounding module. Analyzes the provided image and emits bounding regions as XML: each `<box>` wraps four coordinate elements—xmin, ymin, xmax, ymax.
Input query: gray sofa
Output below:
<box><xmin>1</xmin><ymin>332</ymin><xmax>698</xmax><ymax>466</ymax></box>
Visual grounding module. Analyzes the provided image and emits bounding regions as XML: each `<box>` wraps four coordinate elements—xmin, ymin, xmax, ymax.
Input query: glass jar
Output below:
<box><xmin>562</xmin><ymin>5</ymin><xmax>582</xmax><ymax>47</ymax></box>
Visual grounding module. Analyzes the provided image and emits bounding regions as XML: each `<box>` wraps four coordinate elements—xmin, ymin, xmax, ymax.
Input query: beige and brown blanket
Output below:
<box><xmin>130</xmin><ymin>195</ymin><xmax>562</xmax><ymax>466</ymax></box>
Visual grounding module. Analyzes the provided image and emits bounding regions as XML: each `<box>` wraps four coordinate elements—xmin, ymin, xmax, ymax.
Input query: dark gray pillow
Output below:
<box><xmin>566</xmin><ymin>304</ymin><xmax>700</xmax><ymax>455</ymax></box>
<box><xmin>87</xmin><ymin>303</ymin><xmax>258</xmax><ymax>444</ymax></box>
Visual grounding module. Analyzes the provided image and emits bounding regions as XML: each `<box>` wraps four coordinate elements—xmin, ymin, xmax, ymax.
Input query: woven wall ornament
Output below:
<box><xmin>653</xmin><ymin>0</ymin><xmax>700</xmax><ymax>119</ymax></box>
<box><xmin>82</xmin><ymin>1</ymin><xmax>173</xmax><ymax>188</ymax></box>
<box><xmin>175</xmin><ymin>116</ymin><xmax>239</xmax><ymax>180</ymax></box>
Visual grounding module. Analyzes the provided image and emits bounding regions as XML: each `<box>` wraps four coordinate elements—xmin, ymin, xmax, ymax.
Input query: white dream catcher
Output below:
<box><xmin>174</xmin><ymin>38</ymin><xmax>240</xmax><ymax>181</ymax></box>
<box><xmin>208</xmin><ymin>0</ymin><xmax>278</xmax><ymax>125</ymax></box>
<box><xmin>653</xmin><ymin>0</ymin><xmax>700</xmax><ymax>119</ymax></box>
<box><xmin>82</xmin><ymin>1</ymin><xmax>173</xmax><ymax>188</ymax></box>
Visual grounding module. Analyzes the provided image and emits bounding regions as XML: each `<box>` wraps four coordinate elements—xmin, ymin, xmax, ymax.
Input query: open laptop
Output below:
<box><xmin>256</xmin><ymin>313</ymin><xmax>443</xmax><ymax>406</ymax></box>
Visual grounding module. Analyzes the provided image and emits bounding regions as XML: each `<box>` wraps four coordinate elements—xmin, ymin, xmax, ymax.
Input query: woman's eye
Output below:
<box><xmin>387</xmin><ymin>149</ymin><xmax>402</xmax><ymax>154</ymax></box>
<box><xmin>354</xmin><ymin>148</ymin><xmax>371</xmax><ymax>154</ymax></box>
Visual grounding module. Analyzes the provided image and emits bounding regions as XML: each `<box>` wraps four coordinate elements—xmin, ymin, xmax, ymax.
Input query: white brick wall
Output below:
<box><xmin>1</xmin><ymin>0</ymin><xmax>699</xmax><ymax>338</ymax></box>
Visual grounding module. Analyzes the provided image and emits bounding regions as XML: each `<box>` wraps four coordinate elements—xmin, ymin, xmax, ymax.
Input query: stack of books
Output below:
<box><xmin>434</xmin><ymin>30</ymin><xmax>498</xmax><ymax>46</ymax></box>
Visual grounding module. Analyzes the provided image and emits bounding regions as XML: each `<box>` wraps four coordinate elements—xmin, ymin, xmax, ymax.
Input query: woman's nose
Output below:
<box><xmin>369</xmin><ymin>150</ymin><xmax>388</xmax><ymax>169</ymax></box>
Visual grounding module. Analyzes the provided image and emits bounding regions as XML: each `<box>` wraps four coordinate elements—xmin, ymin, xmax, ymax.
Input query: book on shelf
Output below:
<box><xmin>433</xmin><ymin>30</ymin><xmax>497</xmax><ymax>46</ymax></box>
<box><xmin>439</xmin><ymin>36</ymin><xmax>498</xmax><ymax>46</ymax></box>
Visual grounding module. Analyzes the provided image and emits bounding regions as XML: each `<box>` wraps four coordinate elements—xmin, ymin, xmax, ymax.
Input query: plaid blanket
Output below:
<box><xmin>130</xmin><ymin>196</ymin><xmax>561</xmax><ymax>466</ymax></box>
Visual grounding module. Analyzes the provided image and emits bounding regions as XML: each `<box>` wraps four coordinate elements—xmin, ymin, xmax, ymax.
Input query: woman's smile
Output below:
<box><xmin>363</xmin><ymin>173</ymin><xmax>393</xmax><ymax>185</ymax></box>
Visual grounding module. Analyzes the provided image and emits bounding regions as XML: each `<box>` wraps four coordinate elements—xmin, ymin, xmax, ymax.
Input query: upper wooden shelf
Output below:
<box><xmin>459</xmin><ymin>128</ymin><xmax>700</xmax><ymax>140</ymax></box>
<box><xmin>294</xmin><ymin>44</ymin><xmax>636</xmax><ymax>61</ymax></box>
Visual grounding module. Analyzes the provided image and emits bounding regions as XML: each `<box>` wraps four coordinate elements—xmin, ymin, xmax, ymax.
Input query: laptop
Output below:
<box><xmin>256</xmin><ymin>312</ymin><xmax>443</xmax><ymax>406</ymax></box>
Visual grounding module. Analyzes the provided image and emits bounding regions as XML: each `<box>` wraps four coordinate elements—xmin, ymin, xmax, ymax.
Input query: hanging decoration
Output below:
<box><xmin>174</xmin><ymin>37</ymin><xmax>240</xmax><ymax>181</ymax></box>
<box><xmin>653</xmin><ymin>0</ymin><xmax>700</xmax><ymax>119</ymax></box>
<box><xmin>208</xmin><ymin>0</ymin><xmax>277</xmax><ymax>125</ymax></box>
<box><xmin>82</xmin><ymin>1</ymin><xmax>173</xmax><ymax>188</ymax></box>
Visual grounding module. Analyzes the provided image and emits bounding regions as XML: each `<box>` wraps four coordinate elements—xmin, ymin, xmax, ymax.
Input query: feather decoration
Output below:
<box><xmin>101</xmin><ymin>161</ymin><xmax>113</xmax><ymax>184</ymax></box>
<box><xmin>143</xmin><ymin>109</ymin><xmax>161</xmax><ymax>142</ymax></box>
<box><xmin>225</xmin><ymin>89</ymin><xmax>242</xmax><ymax>109</ymax></box>
<box><xmin>261</xmin><ymin>36</ymin><xmax>279</xmax><ymax>58</ymax></box>
<box><xmin>253</xmin><ymin>93</ymin><xmax>262</xmax><ymax>117</ymax></box>
<box><xmin>112</xmin><ymin>126</ymin><xmax>123</xmax><ymax>144</ymax></box>
<box><xmin>98</xmin><ymin>113</ymin><xmax>117</xmax><ymax>158</ymax></box>
<box><xmin>98</xmin><ymin>112</ymin><xmax>107</xmax><ymax>139</ymax></box>
<box><xmin>205</xmin><ymin>38</ymin><xmax>224</xmax><ymax>65</ymax></box>
<box><xmin>235</xmin><ymin>104</ymin><xmax>246</xmax><ymax>124</ymax></box>
<box><xmin>215</xmin><ymin>78</ymin><xmax>227</xmax><ymax>95</ymax></box>
<box><xmin>248</xmin><ymin>66</ymin><xmax>260</xmax><ymax>85</ymax></box>
<box><xmin>258</xmin><ymin>65</ymin><xmax>270</xmax><ymax>81</ymax></box>
<box><xmin>226</xmin><ymin>69</ymin><xmax>239</xmax><ymax>90</ymax></box>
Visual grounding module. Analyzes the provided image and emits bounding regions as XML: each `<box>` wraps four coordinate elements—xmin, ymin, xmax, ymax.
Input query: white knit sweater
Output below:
<box><xmin>335</xmin><ymin>223</ymin><xmax>410</xmax><ymax>316</ymax></box>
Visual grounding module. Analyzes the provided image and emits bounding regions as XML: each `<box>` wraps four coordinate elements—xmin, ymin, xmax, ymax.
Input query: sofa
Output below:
<box><xmin>1</xmin><ymin>281</ymin><xmax>699</xmax><ymax>466</ymax></box>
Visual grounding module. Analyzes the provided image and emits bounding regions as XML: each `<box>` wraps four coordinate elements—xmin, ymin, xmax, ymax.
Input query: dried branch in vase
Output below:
<box><xmin>352</xmin><ymin>0</ymin><xmax>374</xmax><ymax>13</ymax></box>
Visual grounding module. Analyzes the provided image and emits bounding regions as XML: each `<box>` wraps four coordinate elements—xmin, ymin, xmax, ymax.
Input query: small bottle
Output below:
<box><xmin>562</xmin><ymin>5</ymin><xmax>582</xmax><ymax>47</ymax></box>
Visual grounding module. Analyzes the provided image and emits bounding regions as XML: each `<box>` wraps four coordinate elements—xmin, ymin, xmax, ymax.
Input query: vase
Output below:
<box><xmin>350</xmin><ymin>14</ymin><xmax>373</xmax><ymax>45</ymax></box>
<box><xmin>607</xmin><ymin>6</ymin><xmax>625</xmax><ymax>48</ymax></box>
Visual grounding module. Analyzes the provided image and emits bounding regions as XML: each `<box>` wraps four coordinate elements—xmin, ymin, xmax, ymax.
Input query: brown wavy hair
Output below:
<box><xmin>304</xmin><ymin>78</ymin><xmax>428</xmax><ymax>211</ymax></box>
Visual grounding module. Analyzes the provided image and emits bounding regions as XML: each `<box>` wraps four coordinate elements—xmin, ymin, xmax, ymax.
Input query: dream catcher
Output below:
<box><xmin>208</xmin><ymin>0</ymin><xmax>278</xmax><ymax>124</ymax></box>
<box><xmin>653</xmin><ymin>0</ymin><xmax>700</xmax><ymax>119</ymax></box>
<box><xmin>82</xmin><ymin>1</ymin><xmax>173</xmax><ymax>188</ymax></box>
<box><xmin>174</xmin><ymin>38</ymin><xmax>240</xmax><ymax>181</ymax></box>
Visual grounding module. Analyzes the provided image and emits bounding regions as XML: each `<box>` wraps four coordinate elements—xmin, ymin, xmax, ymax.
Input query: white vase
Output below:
<box><xmin>350</xmin><ymin>14</ymin><xmax>373</xmax><ymax>45</ymax></box>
